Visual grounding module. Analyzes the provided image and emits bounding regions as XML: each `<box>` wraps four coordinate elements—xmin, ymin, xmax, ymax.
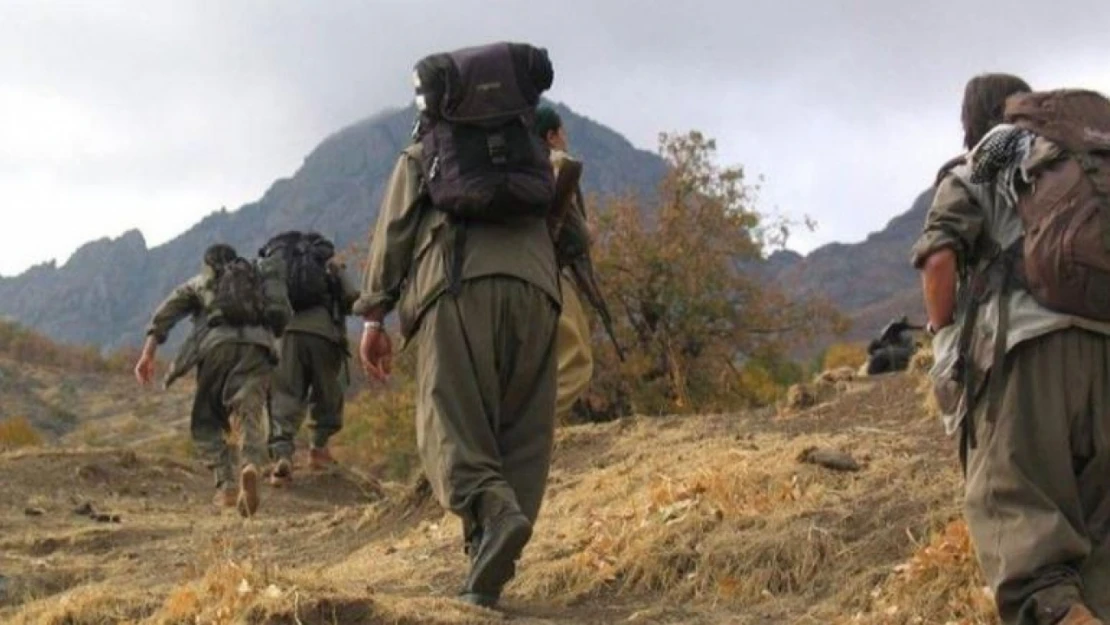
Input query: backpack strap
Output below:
<box><xmin>958</xmin><ymin>241</ymin><xmax>1023</xmax><ymax>447</ymax></box>
<box><xmin>446</xmin><ymin>219</ymin><xmax>467</xmax><ymax>297</ymax></box>
<box><xmin>951</xmin><ymin>237</ymin><xmax>1011</xmax><ymax>460</ymax></box>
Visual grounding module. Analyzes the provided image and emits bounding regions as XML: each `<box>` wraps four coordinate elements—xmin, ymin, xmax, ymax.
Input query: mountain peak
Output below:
<box><xmin>0</xmin><ymin>104</ymin><xmax>667</xmax><ymax>350</ymax></box>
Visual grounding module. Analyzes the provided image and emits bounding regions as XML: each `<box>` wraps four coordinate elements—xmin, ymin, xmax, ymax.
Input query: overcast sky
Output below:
<box><xmin>2</xmin><ymin>0</ymin><xmax>1109</xmax><ymax>276</ymax></box>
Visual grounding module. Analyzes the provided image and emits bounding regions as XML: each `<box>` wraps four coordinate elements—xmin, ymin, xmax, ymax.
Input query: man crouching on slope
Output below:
<box><xmin>354</xmin><ymin>42</ymin><xmax>561</xmax><ymax>608</ymax></box>
<box><xmin>134</xmin><ymin>243</ymin><xmax>290</xmax><ymax>518</ymax></box>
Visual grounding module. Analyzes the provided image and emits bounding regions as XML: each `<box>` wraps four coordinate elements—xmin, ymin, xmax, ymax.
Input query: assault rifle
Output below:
<box><xmin>549</xmin><ymin>157</ymin><xmax>626</xmax><ymax>362</ymax></box>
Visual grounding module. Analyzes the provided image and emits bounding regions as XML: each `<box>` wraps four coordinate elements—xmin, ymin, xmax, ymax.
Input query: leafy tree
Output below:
<box><xmin>580</xmin><ymin>131</ymin><xmax>844</xmax><ymax>418</ymax></box>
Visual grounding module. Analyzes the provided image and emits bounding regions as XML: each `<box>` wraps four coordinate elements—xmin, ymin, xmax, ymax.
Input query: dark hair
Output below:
<box><xmin>961</xmin><ymin>73</ymin><xmax>1032</xmax><ymax>149</ymax></box>
<box><xmin>534</xmin><ymin>106</ymin><xmax>562</xmax><ymax>140</ymax></box>
<box><xmin>203</xmin><ymin>243</ymin><xmax>238</xmax><ymax>268</ymax></box>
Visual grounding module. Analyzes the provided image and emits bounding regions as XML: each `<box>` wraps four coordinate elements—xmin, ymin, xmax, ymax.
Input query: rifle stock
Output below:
<box><xmin>568</xmin><ymin>259</ymin><xmax>625</xmax><ymax>362</ymax></box>
<box><xmin>551</xmin><ymin>154</ymin><xmax>625</xmax><ymax>362</ymax></box>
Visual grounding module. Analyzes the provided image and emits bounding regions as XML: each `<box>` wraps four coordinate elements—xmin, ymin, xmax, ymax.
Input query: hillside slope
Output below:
<box><xmin>0</xmin><ymin>369</ymin><xmax>995</xmax><ymax>624</ymax></box>
<box><xmin>0</xmin><ymin>102</ymin><xmax>667</xmax><ymax>351</ymax></box>
<box><xmin>772</xmin><ymin>187</ymin><xmax>934</xmax><ymax>341</ymax></box>
<box><xmin>0</xmin><ymin>356</ymin><xmax>192</xmax><ymax>443</ymax></box>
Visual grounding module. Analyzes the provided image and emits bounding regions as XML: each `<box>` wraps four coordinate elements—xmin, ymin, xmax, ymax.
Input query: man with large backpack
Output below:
<box><xmin>914</xmin><ymin>74</ymin><xmax>1110</xmax><ymax>624</ymax></box>
<box><xmin>260</xmin><ymin>231</ymin><xmax>359</xmax><ymax>484</ymax></box>
<box><xmin>134</xmin><ymin>243</ymin><xmax>290</xmax><ymax>518</ymax></box>
<box><xmin>355</xmin><ymin>42</ymin><xmax>561</xmax><ymax>608</ymax></box>
<box><xmin>535</xmin><ymin>106</ymin><xmax>594</xmax><ymax>422</ymax></box>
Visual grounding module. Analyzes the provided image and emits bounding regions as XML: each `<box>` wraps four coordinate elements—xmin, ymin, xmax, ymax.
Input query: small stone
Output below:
<box><xmin>118</xmin><ymin>451</ymin><xmax>140</xmax><ymax>468</ymax></box>
<box><xmin>23</xmin><ymin>507</ymin><xmax>46</xmax><ymax>517</ymax></box>
<box><xmin>73</xmin><ymin>502</ymin><xmax>95</xmax><ymax>516</ymax></box>
<box><xmin>797</xmin><ymin>446</ymin><xmax>862</xmax><ymax>472</ymax></box>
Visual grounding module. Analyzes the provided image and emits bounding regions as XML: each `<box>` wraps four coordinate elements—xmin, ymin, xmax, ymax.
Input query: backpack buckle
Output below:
<box><xmin>429</xmin><ymin>155</ymin><xmax>441</xmax><ymax>181</ymax></box>
<box><xmin>487</xmin><ymin>133</ymin><xmax>508</xmax><ymax>165</ymax></box>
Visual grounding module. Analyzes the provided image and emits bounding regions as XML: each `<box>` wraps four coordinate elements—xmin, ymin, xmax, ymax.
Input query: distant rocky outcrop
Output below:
<box><xmin>770</xmin><ymin>187</ymin><xmax>934</xmax><ymax>342</ymax></box>
<box><xmin>0</xmin><ymin>102</ymin><xmax>667</xmax><ymax>350</ymax></box>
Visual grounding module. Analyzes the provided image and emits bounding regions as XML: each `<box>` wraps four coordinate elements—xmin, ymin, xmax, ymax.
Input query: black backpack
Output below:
<box><xmin>259</xmin><ymin>231</ymin><xmax>336</xmax><ymax>312</ymax></box>
<box><xmin>207</xmin><ymin>256</ymin><xmax>267</xmax><ymax>328</ymax></box>
<box><xmin>413</xmin><ymin>42</ymin><xmax>555</xmax><ymax>222</ymax></box>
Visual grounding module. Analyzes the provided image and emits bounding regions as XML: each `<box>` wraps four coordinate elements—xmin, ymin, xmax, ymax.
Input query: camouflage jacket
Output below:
<box><xmin>145</xmin><ymin>269</ymin><xmax>278</xmax><ymax>388</ymax></box>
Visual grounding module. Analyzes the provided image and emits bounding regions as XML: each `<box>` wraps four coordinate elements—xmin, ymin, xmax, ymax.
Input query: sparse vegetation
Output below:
<box><xmin>821</xmin><ymin>341</ymin><xmax>869</xmax><ymax>371</ymax></box>
<box><xmin>331</xmin><ymin>354</ymin><xmax>419</xmax><ymax>481</ymax></box>
<box><xmin>0</xmin><ymin>416</ymin><xmax>42</xmax><ymax>450</ymax></box>
<box><xmin>0</xmin><ymin>319</ymin><xmax>149</xmax><ymax>375</ymax></box>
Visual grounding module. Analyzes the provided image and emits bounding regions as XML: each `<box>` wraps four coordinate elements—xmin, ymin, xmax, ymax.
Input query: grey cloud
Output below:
<box><xmin>1</xmin><ymin>0</ymin><xmax>1109</xmax><ymax>275</ymax></box>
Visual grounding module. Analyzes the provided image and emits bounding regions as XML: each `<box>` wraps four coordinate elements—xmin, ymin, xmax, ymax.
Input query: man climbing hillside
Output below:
<box><xmin>354</xmin><ymin>42</ymin><xmax>561</xmax><ymax>609</ymax></box>
<box><xmin>914</xmin><ymin>73</ymin><xmax>1110</xmax><ymax>624</ymax></box>
<box><xmin>535</xmin><ymin>106</ymin><xmax>594</xmax><ymax>422</ymax></box>
<box><xmin>134</xmin><ymin>243</ymin><xmax>290</xmax><ymax>518</ymax></box>
<box><xmin>260</xmin><ymin>231</ymin><xmax>359</xmax><ymax>485</ymax></box>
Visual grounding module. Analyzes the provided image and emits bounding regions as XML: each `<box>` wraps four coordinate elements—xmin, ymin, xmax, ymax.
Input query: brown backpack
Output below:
<box><xmin>1004</xmin><ymin>89</ymin><xmax>1110</xmax><ymax>320</ymax></box>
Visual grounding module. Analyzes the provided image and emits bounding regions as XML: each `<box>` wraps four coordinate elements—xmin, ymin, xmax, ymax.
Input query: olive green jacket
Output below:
<box><xmin>911</xmin><ymin>140</ymin><xmax>1110</xmax><ymax>433</ymax></box>
<box><xmin>145</xmin><ymin>268</ymin><xmax>278</xmax><ymax>388</ymax></box>
<box><xmin>353</xmin><ymin>144</ymin><xmax>561</xmax><ymax>340</ymax></box>
<box><xmin>283</xmin><ymin>262</ymin><xmax>360</xmax><ymax>345</ymax></box>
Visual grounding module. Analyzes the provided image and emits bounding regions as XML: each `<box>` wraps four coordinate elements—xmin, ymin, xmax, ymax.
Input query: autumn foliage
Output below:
<box><xmin>578</xmin><ymin>131</ymin><xmax>843</xmax><ymax>419</ymax></box>
<box><xmin>0</xmin><ymin>320</ymin><xmax>139</xmax><ymax>374</ymax></box>
<box><xmin>821</xmin><ymin>342</ymin><xmax>868</xmax><ymax>372</ymax></box>
<box><xmin>0</xmin><ymin>416</ymin><xmax>42</xmax><ymax>451</ymax></box>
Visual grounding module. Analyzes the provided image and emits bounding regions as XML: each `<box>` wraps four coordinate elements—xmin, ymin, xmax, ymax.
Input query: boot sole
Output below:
<box><xmin>237</xmin><ymin>466</ymin><xmax>260</xmax><ymax>518</ymax></box>
<box><xmin>467</xmin><ymin>515</ymin><xmax>532</xmax><ymax>595</ymax></box>
<box><xmin>268</xmin><ymin>461</ymin><xmax>293</xmax><ymax>488</ymax></box>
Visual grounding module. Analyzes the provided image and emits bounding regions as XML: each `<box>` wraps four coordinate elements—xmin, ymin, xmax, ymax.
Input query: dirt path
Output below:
<box><xmin>0</xmin><ymin>372</ymin><xmax>987</xmax><ymax>624</ymax></box>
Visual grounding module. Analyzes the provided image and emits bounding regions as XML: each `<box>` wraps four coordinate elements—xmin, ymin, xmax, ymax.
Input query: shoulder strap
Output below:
<box><xmin>935</xmin><ymin>154</ymin><xmax>968</xmax><ymax>187</ymax></box>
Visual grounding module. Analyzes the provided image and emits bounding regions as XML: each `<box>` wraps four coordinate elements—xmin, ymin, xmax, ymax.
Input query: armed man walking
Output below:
<box><xmin>355</xmin><ymin>42</ymin><xmax>561</xmax><ymax>608</ymax></box>
<box><xmin>134</xmin><ymin>243</ymin><xmax>290</xmax><ymax>518</ymax></box>
<box><xmin>260</xmin><ymin>231</ymin><xmax>359</xmax><ymax>485</ymax></box>
<box><xmin>915</xmin><ymin>74</ymin><xmax>1110</xmax><ymax>624</ymax></box>
<box><xmin>535</xmin><ymin>107</ymin><xmax>594</xmax><ymax>422</ymax></box>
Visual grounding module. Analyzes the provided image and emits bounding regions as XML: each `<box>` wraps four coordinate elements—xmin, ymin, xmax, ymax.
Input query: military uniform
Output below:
<box><xmin>354</xmin><ymin>144</ymin><xmax>560</xmax><ymax>596</ymax></box>
<box><xmin>549</xmin><ymin>148</ymin><xmax>595</xmax><ymax>420</ymax></box>
<box><xmin>913</xmin><ymin>139</ymin><xmax>1110</xmax><ymax>623</ymax></box>
<box><xmin>145</xmin><ymin>269</ymin><xmax>278</xmax><ymax>491</ymax></box>
<box><xmin>267</xmin><ymin>267</ymin><xmax>359</xmax><ymax>463</ymax></box>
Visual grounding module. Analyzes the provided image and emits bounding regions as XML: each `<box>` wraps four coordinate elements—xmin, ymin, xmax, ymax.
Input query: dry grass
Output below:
<box><xmin>1</xmin><ymin>370</ymin><xmax>994</xmax><ymax>624</ymax></box>
<box><xmin>781</xmin><ymin>366</ymin><xmax>857</xmax><ymax>412</ymax></box>
<box><xmin>0</xmin><ymin>416</ymin><xmax>42</xmax><ymax>450</ymax></box>
<box><xmin>5</xmin><ymin>584</ymin><xmax>158</xmax><ymax>625</ymax></box>
<box><xmin>139</xmin><ymin>433</ymin><xmax>194</xmax><ymax>460</ymax></box>
<box><xmin>840</xmin><ymin>519</ymin><xmax>997</xmax><ymax>624</ymax></box>
<box><xmin>331</xmin><ymin>384</ymin><xmax>420</xmax><ymax>481</ymax></box>
<box><xmin>823</xmin><ymin>342</ymin><xmax>869</xmax><ymax>371</ymax></box>
<box><xmin>152</xmin><ymin>557</ymin><xmax>499</xmax><ymax>625</ymax></box>
<box><xmin>510</xmin><ymin>405</ymin><xmax>964</xmax><ymax>619</ymax></box>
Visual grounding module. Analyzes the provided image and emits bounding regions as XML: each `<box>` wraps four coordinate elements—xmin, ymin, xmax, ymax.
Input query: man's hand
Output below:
<box><xmin>134</xmin><ymin>337</ymin><xmax>159</xmax><ymax>386</ymax></box>
<box><xmin>359</xmin><ymin>324</ymin><xmax>393</xmax><ymax>382</ymax></box>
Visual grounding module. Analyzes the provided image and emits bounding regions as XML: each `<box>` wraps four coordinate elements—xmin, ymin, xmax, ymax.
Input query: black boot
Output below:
<box><xmin>459</xmin><ymin>510</ymin><xmax>532</xmax><ymax>608</ymax></box>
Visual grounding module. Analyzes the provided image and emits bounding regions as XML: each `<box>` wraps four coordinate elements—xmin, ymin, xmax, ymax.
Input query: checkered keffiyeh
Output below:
<box><xmin>968</xmin><ymin>124</ymin><xmax>1036</xmax><ymax>205</ymax></box>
